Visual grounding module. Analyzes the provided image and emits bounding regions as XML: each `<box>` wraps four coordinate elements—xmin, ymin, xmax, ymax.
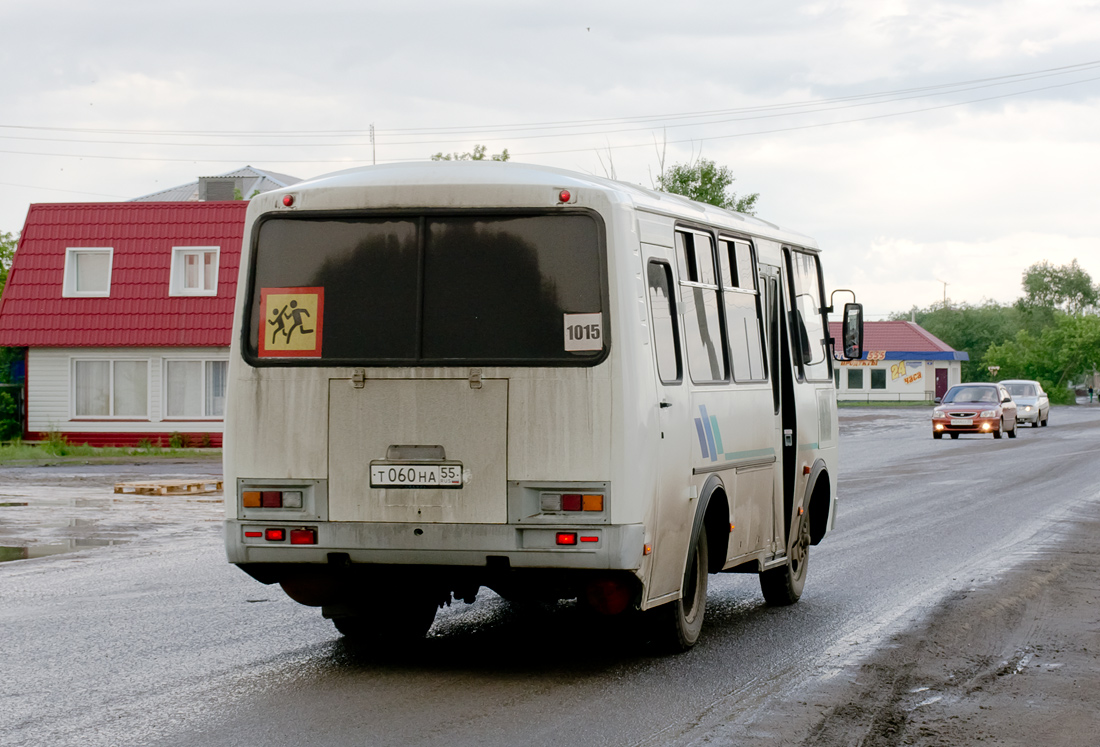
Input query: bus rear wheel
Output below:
<box><xmin>653</xmin><ymin>531</ymin><xmax>708</xmax><ymax>652</ymax></box>
<box><xmin>760</xmin><ymin>507</ymin><xmax>810</xmax><ymax>606</ymax></box>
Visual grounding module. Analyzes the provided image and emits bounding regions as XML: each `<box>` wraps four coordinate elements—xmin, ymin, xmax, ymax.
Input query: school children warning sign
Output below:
<box><xmin>259</xmin><ymin>287</ymin><xmax>324</xmax><ymax>358</ymax></box>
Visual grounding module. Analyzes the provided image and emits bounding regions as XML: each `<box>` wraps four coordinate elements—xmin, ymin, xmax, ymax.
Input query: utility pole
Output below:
<box><xmin>935</xmin><ymin>279</ymin><xmax>949</xmax><ymax>307</ymax></box>
<box><xmin>370</xmin><ymin>123</ymin><xmax>376</xmax><ymax>165</ymax></box>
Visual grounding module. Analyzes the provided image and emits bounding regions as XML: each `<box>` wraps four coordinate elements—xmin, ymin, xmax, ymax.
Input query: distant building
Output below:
<box><xmin>0</xmin><ymin>201</ymin><xmax>250</xmax><ymax>445</ymax></box>
<box><xmin>829</xmin><ymin>320</ymin><xmax>969</xmax><ymax>402</ymax></box>
<box><xmin>0</xmin><ymin>166</ymin><xmax>304</xmax><ymax>445</ymax></box>
<box><xmin>130</xmin><ymin>165</ymin><xmax>300</xmax><ymax>202</ymax></box>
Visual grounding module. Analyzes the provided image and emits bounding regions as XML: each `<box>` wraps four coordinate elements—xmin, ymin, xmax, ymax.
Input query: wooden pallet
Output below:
<box><xmin>114</xmin><ymin>479</ymin><xmax>223</xmax><ymax>496</ymax></box>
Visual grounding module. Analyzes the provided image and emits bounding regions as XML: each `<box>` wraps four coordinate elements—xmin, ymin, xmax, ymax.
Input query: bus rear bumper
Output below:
<box><xmin>225</xmin><ymin>519</ymin><xmax>646</xmax><ymax>571</ymax></box>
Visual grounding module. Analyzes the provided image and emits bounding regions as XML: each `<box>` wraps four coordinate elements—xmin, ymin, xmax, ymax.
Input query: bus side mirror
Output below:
<box><xmin>842</xmin><ymin>302</ymin><xmax>863</xmax><ymax>360</ymax></box>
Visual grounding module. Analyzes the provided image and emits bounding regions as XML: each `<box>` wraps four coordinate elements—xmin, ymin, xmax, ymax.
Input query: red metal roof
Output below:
<box><xmin>828</xmin><ymin>320</ymin><xmax>959</xmax><ymax>353</ymax></box>
<box><xmin>0</xmin><ymin>202</ymin><xmax>248</xmax><ymax>347</ymax></box>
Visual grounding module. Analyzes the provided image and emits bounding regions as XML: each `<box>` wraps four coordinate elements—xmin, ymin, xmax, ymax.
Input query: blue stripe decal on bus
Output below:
<box><xmin>699</xmin><ymin>405</ymin><xmax>718</xmax><ymax>461</ymax></box>
<box><xmin>694</xmin><ymin>418</ymin><xmax>709</xmax><ymax>458</ymax></box>
<box><xmin>709</xmin><ymin>415</ymin><xmax>724</xmax><ymax>455</ymax></box>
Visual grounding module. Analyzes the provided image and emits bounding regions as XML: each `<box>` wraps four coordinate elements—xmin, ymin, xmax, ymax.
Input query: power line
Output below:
<box><xmin>0</xmin><ymin>181</ymin><xmax>126</xmax><ymax>198</ymax></box>
<box><xmin>1</xmin><ymin>58</ymin><xmax>1098</xmax><ymax>142</ymax></box>
<box><xmin>0</xmin><ymin>68</ymin><xmax>1096</xmax><ymax>165</ymax></box>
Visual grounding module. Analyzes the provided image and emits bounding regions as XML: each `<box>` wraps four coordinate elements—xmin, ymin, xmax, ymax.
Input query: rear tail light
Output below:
<box><xmin>290</xmin><ymin>528</ymin><xmax>317</xmax><ymax>545</ymax></box>
<box><xmin>556</xmin><ymin>532</ymin><xmax>578</xmax><ymax>546</ymax></box>
<box><xmin>265</xmin><ymin>528</ymin><xmax>286</xmax><ymax>542</ymax></box>
<box><xmin>540</xmin><ymin>492</ymin><xmax>605</xmax><ymax>513</ymax></box>
<box><xmin>243</xmin><ymin>488</ymin><xmax>306</xmax><ymax>510</ymax></box>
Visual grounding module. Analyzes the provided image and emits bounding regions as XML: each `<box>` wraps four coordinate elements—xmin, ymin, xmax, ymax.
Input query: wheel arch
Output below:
<box><xmin>805</xmin><ymin>458</ymin><xmax>832</xmax><ymax>546</ymax></box>
<box><xmin>689</xmin><ymin>475</ymin><xmax>730</xmax><ymax>574</ymax></box>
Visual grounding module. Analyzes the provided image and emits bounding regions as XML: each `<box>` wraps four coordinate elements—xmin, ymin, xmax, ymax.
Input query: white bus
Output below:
<box><xmin>224</xmin><ymin>162</ymin><xmax>863</xmax><ymax>651</ymax></box>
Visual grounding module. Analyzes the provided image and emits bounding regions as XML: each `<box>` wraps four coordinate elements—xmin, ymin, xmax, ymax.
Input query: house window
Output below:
<box><xmin>871</xmin><ymin>368</ymin><xmax>887</xmax><ymax>389</ymax></box>
<box><xmin>165</xmin><ymin>360</ymin><xmax>228</xmax><ymax>417</ymax></box>
<box><xmin>170</xmin><ymin>247</ymin><xmax>219</xmax><ymax>296</ymax></box>
<box><xmin>847</xmin><ymin>369</ymin><xmax>864</xmax><ymax>389</ymax></box>
<box><xmin>73</xmin><ymin>359</ymin><xmax>148</xmax><ymax>417</ymax></box>
<box><xmin>63</xmin><ymin>248</ymin><xmax>113</xmax><ymax>297</ymax></box>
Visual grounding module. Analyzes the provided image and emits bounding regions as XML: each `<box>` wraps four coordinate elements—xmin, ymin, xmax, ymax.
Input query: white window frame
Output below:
<box><xmin>169</xmin><ymin>246</ymin><xmax>220</xmax><ymax>297</ymax></box>
<box><xmin>69</xmin><ymin>357</ymin><xmax>150</xmax><ymax>420</ymax></box>
<box><xmin>63</xmin><ymin>248</ymin><xmax>114</xmax><ymax>297</ymax></box>
<box><xmin>162</xmin><ymin>358</ymin><xmax>229</xmax><ymax>420</ymax></box>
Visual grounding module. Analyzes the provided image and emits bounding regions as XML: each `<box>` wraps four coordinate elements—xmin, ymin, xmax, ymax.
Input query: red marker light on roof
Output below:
<box><xmin>558</xmin><ymin>189</ymin><xmax>571</xmax><ymax>203</ymax></box>
<box><xmin>282</xmin><ymin>194</ymin><xmax>295</xmax><ymax>207</ymax></box>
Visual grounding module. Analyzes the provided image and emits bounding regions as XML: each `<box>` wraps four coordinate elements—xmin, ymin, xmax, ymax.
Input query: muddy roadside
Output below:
<box><xmin>0</xmin><ymin>459</ymin><xmax>224</xmax><ymax>562</ymax></box>
<box><xmin>695</xmin><ymin>498</ymin><xmax>1100</xmax><ymax>746</ymax></box>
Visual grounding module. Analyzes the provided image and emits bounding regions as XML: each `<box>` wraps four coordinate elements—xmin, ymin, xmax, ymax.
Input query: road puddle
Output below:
<box><xmin>0</xmin><ymin>471</ymin><xmax>223</xmax><ymax>563</ymax></box>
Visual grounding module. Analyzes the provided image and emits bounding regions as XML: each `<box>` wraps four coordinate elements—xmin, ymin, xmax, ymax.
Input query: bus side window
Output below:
<box><xmin>647</xmin><ymin>261</ymin><xmax>682</xmax><ymax>384</ymax></box>
<box><xmin>721</xmin><ymin>239</ymin><xmax>766</xmax><ymax>382</ymax></box>
<box><xmin>676</xmin><ymin>231</ymin><xmax>727</xmax><ymax>384</ymax></box>
<box><xmin>786</xmin><ymin>249</ymin><xmax>831</xmax><ymax>381</ymax></box>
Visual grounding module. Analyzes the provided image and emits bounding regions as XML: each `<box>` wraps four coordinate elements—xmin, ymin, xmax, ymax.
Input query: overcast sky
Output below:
<box><xmin>3</xmin><ymin>0</ymin><xmax>1099</xmax><ymax>318</ymax></box>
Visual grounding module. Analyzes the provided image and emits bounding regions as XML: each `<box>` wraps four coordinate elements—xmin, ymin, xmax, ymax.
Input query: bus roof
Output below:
<box><xmin>279</xmin><ymin>162</ymin><xmax>820</xmax><ymax>251</ymax></box>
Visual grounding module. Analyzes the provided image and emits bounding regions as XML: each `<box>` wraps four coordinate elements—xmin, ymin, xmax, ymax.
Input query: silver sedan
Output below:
<box><xmin>1000</xmin><ymin>379</ymin><xmax>1050</xmax><ymax>427</ymax></box>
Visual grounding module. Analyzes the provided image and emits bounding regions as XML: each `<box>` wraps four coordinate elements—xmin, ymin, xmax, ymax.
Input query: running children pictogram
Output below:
<box><xmin>258</xmin><ymin>287</ymin><xmax>324</xmax><ymax>357</ymax></box>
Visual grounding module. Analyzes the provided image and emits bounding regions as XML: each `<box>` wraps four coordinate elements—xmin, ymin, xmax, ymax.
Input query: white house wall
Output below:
<box><xmin>835</xmin><ymin>359</ymin><xmax>962</xmax><ymax>402</ymax></box>
<box><xmin>28</xmin><ymin>347</ymin><xmax>229</xmax><ymax>436</ymax></box>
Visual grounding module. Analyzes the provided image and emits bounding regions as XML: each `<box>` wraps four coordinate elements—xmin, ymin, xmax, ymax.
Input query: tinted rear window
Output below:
<box><xmin>246</xmin><ymin>213</ymin><xmax>606</xmax><ymax>365</ymax></box>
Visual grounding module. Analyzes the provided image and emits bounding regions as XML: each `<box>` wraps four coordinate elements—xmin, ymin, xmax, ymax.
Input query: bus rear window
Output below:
<box><xmin>246</xmin><ymin>213</ymin><xmax>606</xmax><ymax>365</ymax></box>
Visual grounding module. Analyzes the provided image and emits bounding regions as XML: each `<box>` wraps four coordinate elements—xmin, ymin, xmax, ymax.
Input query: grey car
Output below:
<box><xmin>1000</xmin><ymin>379</ymin><xmax>1049</xmax><ymax>427</ymax></box>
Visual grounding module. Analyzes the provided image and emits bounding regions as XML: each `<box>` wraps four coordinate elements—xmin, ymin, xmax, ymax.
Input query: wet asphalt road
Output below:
<box><xmin>2</xmin><ymin>407</ymin><xmax>1099</xmax><ymax>747</ymax></box>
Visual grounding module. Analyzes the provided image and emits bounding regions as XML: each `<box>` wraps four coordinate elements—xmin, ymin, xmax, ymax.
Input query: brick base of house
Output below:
<box><xmin>26</xmin><ymin>431</ymin><xmax>223</xmax><ymax>448</ymax></box>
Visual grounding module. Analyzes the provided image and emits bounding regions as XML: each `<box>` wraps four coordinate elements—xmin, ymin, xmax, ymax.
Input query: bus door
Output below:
<box><xmin>642</xmin><ymin>247</ymin><xmax>693</xmax><ymax>603</ymax></box>
<box><xmin>758</xmin><ymin>262</ymin><xmax>794</xmax><ymax>557</ymax></box>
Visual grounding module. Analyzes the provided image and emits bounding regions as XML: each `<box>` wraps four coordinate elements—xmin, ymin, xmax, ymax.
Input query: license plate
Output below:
<box><xmin>950</xmin><ymin>418</ymin><xmax>973</xmax><ymax>426</ymax></box>
<box><xmin>369</xmin><ymin>462</ymin><xmax>463</xmax><ymax>489</ymax></box>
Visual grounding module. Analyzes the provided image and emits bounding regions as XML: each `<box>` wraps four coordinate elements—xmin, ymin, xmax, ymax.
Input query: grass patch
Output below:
<box><xmin>0</xmin><ymin>442</ymin><xmax>221</xmax><ymax>464</ymax></box>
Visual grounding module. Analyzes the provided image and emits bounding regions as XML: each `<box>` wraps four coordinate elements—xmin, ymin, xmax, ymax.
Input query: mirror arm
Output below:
<box><xmin>827</xmin><ymin>288</ymin><xmax>858</xmax><ymax>314</ymax></box>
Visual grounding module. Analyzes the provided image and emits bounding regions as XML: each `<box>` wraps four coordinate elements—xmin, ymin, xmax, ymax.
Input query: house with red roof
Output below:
<box><xmin>828</xmin><ymin>320</ymin><xmax>969</xmax><ymax>402</ymax></box>
<box><xmin>0</xmin><ymin>201</ymin><xmax>249</xmax><ymax>446</ymax></box>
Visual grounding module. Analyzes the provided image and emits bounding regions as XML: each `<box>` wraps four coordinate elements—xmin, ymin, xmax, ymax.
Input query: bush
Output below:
<box><xmin>169</xmin><ymin>431</ymin><xmax>185</xmax><ymax>449</ymax></box>
<box><xmin>43</xmin><ymin>428</ymin><xmax>68</xmax><ymax>456</ymax></box>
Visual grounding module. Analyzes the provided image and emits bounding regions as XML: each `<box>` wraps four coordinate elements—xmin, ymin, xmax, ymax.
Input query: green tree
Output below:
<box><xmin>0</xmin><ymin>230</ymin><xmax>17</xmax><ymax>297</ymax></box>
<box><xmin>1018</xmin><ymin>259</ymin><xmax>1098</xmax><ymax>315</ymax></box>
<box><xmin>656</xmin><ymin>158</ymin><xmax>759</xmax><ymax>215</ymax></box>
<box><xmin>890</xmin><ymin>301</ymin><xmax>1022</xmax><ymax>382</ymax></box>
<box><xmin>985</xmin><ymin>313</ymin><xmax>1100</xmax><ymax>404</ymax></box>
<box><xmin>431</xmin><ymin>144</ymin><xmax>510</xmax><ymax>162</ymax></box>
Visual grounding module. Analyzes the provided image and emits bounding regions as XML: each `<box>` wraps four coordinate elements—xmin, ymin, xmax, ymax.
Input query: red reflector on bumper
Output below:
<box><xmin>556</xmin><ymin>532</ymin><xmax>578</xmax><ymax>546</ymax></box>
<box><xmin>244</xmin><ymin>531</ymin><xmax>263</xmax><ymax>538</ymax></box>
<box><xmin>265</xmin><ymin>528</ymin><xmax>285</xmax><ymax>541</ymax></box>
<box><xmin>290</xmin><ymin>528</ymin><xmax>317</xmax><ymax>545</ymax></box>
<box><xmin>580</xmin><ymin>535</ymin><xmax>599</xmax><ymax>543</ymax></box>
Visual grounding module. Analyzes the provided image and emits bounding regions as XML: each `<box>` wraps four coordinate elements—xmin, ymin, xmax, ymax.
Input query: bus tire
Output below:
<box><xmin>760</xmin><ymin>508</ymin><xmax>810</xmax><ymax>606</ymax></box>
<box><xmin>655</xmin><ymin>530</ymin><xmax>709</xmax><ymax>652</ymax></box>
<box><xmin>329</xmin><ymin>596</ymin><xmax>438</xmax><ymax>641</ymax></box>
